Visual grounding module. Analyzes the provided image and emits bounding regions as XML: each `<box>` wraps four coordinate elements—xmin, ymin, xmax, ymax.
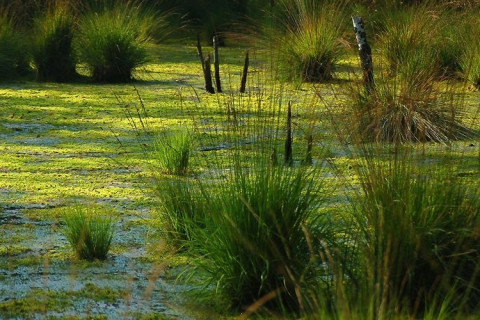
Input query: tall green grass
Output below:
<box><xmin>0</xmin><ymin>11</ymin><xmax>29</xmax><ymax>78</ymax></box>
<box><xmin>351</xmin><ymin>149</ymin><xmax>480</xmax><ymax>315</ymax></box>
<box><xmin>63</xmin><ymin>205</ymin><xmax>115</xmax><ymax>261</ymax></box>
<box><xmin>76</xmin><ymin>2</ymin><xmax>154</xmax><ymax>82</ymax></box>
<box><xmin>152</xmin><ymin>128</ymin><xmax>194</xmax><ymax>176</ymax></box>
<box><xmin>190</xmin><ymin>161</ymin><xmax>335</xmax><ymax>312</ymax></box>
<box><xmin>378</xmin><ymin>4</ymin><xmax>465</xmax><ymax>79</ymax></box>
<box><xmin>31</xmin><ymin>4</ymin><xmax>77</xmax><ymax>82</ymax></box>
<box><xmin>275</xmin><ymin>0</ymin><xmax>347</xmax><ymax>82</ymax></box>
<box><xmin>347</xmin><ymin>69</ymin><xmax>473</xmax><ymax>143</ymax></box>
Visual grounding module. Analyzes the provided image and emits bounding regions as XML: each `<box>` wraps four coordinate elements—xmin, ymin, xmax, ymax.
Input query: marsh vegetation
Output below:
<box><xmin>0</xmin><ymin>0</ymin><xmax>479</xmax><ymax>319</ymax></box>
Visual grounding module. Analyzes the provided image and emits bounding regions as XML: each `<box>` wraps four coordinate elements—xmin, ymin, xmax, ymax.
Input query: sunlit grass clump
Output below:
<box><xmin>31</xmin><ymin>5</ymin><xmax>77</xmax><ymax>82</ymax></box>
<box><xmin>152</xmin><ymin>128</ymin><xmax>194</xmax><ymax>176</ymax></box>
<box><xmin>63</xmin><ymin>206</ymin><xmax>115</xmax><ymax>261</ymax></box>
<box><xmin>190</xmin><ymin>161</ymin><xmax>334</xmax><ymax>312</ymax></box>
<box><xmin>276</xmin><ymin>0</ymin><xmax>346</xmax><ymax>82</ymax></box>
<box><xmin>349</xmin><ymin>72</ymin><xmax>472</xmax><ymax>143</ymax></box>
<box><xmin>76</xmin><ymin>3</ymin><xmax>153</xmax><ymax>82</ymax></box>
<box><xmin>379</xmin><ymin>5</ymin><xmax>464</xmax><ymax>79</ymax></box>
<box><xmin>353</xmin><ymin>152</ymin><xmax>480</xmax><ymax>314</ymax></box>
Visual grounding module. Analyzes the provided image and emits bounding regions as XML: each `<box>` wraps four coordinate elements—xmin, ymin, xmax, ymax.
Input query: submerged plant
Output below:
<box><xmin>63</xmin><ymin>206</ymin><xmax>115</xmax><ymax>261</ymax></box>
<box><xmin>31</xmin><ymin>4</ymin><xmax>77</xmax><ymax>82</ymax></box>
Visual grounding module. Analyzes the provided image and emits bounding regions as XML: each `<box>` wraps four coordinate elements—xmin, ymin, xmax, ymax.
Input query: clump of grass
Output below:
<box><xmin>276</xmin><ymin>0</ymin><xmax>346</xmax><ymax>82</ymax></box>
<box><xmin>379</xmin><ymin>5</ymin><xmax>464</xmax><ymax>79</ymax></box>
<box><xmin>353</xmin><ymin>151</ymin><xmax>480</xmax><ymax>314</ymax></box>
<box><xmin>191</xmin><ymin>161</ymin><xmax>335</xmax><ymax>312</ymax></box>
<box><xmin>154</xmin><ymin>177</ymin><xmax>205</xmax><ymax>246</ymax></box>
<box><xmin>152</xmin><ymin>128</ymin><xmax>194</xmax><ymax>176</ymax></box>
<box><xmin>31</xmin><ymin>4</ymin><xmax>77</xmax><ymax>82</ymax></box>
<box><xmin>63</xmin><ymin>206</ymin><xmax>115</xmax><ymax>261</ymax></box>
<box><xmin>0</xmin><ymin>10</ymin><xmax>29</xmax><ymax>78</ymax></box>
<box><xmin>76</xmin><ymin>2</ymin><xmax>154</xmax><ymax>82</ymax></box>
<box><xmin>348</xmin><ymin>71</ymin><xmax>472</xmax><ymax>143</ymax></box>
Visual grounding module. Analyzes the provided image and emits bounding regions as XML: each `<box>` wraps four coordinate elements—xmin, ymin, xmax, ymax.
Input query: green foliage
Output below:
<box><xmin>190</xmin><ymin>162</ymin><xmax>334</xmax><ymax>312</ymax></box>
<box><xmin>63</xmin><ymin>206</ymin><xmax>115</xmax><ymax>261</ymax></box>
<box><xmin>154</xmin><ymin>177</ymin><xmax>205</xmax><ymax>246</ymax></box>
<box><xmin>76</xmin><ymin>2</ymin><xmax>153</xmax><ymax>82</ymax></box>
<box><xmin>379</xmin><ymin>5</ymin><xmax>465</xmax><ymax>79</ymax></box>
<box><xmin>352</xmin><ymin>151</ymin><xmax>480</xmax><ymax>313</ymax></box>
<box><xmin>0</xmin><ymin>11</ymin><xmax>30</xmax><ymax>78</ymax></box>
<box><xmin>31</xmin><ymin>4</ymin><xmax>77</xmax><ymax>82</ymax></box>
<box><xmin>276</xmin><ymin>0</ymin><xmax>346</xmax><ymax>82</ymax></box>
<box><xmin>349</xmin><ymin>72</ymin><xmax>473</xmax><ymax>143</ymax></box>
<box><xmin>152</xmin><ymin>128</ymin><xmax>194</xmax><ymax>176</ymax></box>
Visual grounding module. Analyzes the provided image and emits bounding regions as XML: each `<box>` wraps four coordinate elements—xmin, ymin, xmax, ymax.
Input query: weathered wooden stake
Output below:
<box><xmin>204</xmin><ymin>54</ymin><xmax>215</xmax><ymax>94</ymax></box>
<box><xmin>352</xmin><ymin>16</ymin><xmax>375</xmax><ymax>93</ymax></box>
<box><xmin>213</xmin><ymin>36</ymin><xmax>222</xmax><ymax>93</ymax></box>
<box><xmin>285</xmin><ymin>102</ymin><xmax>293</xmax><ymax>166</ymax></box>
<box><xmin>240</xmin><ymin>51</ymin><xmax>249</xmax><ymax>93</ymax></box>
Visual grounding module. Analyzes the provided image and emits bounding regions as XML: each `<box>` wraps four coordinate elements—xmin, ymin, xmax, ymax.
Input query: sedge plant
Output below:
<box><xmin>31</xmin><ymin>3</ymin><xmax>77</xmax><ymax>82</ymax></box>
<box><xmin>0</xmin><ymin>10</ymin><xmax>29</xmax><ymax>78</ymax></box>
<box><xmin>63</xmin><ymin>205</ymin><xmax>115</xmax><ymax>261</ymax></box>
<box><xmin>347</xmin><ymin>65</ymin><xmax>473</xmax><ymax>143</ymax></box>
<box><xmin>351</xmin><ymin>148</ymin><xmax>480</xmax><ymax>315</ymax></box>
<box><xmin>152</xmin><ymin>128</ymin><xmax>194</xmax><ymax>176</ymax></box>
<box><xmin>275</xmin><ymin>0</ymin><xmax>347</xmax><ymax>83</ymax></box>
<box><xmin>76</xmin><ymin>2</ymin><xmax>155</xmax><ymax>82</ymax></box>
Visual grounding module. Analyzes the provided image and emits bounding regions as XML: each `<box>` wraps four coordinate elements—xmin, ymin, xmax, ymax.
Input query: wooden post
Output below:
<box><xmin>284</xmin><ymin>102</ymin><xmax>293</xmax><ymax>166</ymax></box>
<box><xmin>204</xmin><ymin>54</ymin><xmax>215</xmax><ymax>94</ymax></box>
<box><xmin>352</xmin><ymin>17</ymin><xmax>374</xmax><ymax>93</ymax></box>
<box><xmin>240</xmin><ymin>51</ymin><xmax>249</xmax><ymax>93</ymax></box>
<box><xmin>213</xmin><ymin>36</ymin><xmax>222</xmax><ymax>93</ymax></box>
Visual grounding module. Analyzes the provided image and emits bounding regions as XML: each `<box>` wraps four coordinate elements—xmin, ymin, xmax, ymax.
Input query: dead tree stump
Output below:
<box><xmin>213</xmin><ymin>36</ymin><xmax>222</xmax><ymax>93</ymax></box>
<box><xmin>204</xmin><ymin>54</ymin><xmax>215</xmax><ymax>94</ymax></box>
<box><xmin>352</xmin><ymin>16</ymin><xmax>375</xmax><ymax>93</ymax></box>
<box><xmin>240</xmin><ymin>51</ymin><xmax>249</xmax><ymax>93</ymax></box>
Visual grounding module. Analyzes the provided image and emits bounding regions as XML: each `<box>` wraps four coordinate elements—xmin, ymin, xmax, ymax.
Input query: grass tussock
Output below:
<box><xmin>0</xmin><ymin>11</ymin><xmax>29</xmax><ymax>78</ymax></box>
<box><xmin>186</xmin><ymin>160</ymin><xmax>336</xmax><ymax>312</ymax></box>
<box><xmin>76</xmin><ymin>2</ymin><xmax>154</xmax><ymax>82</ymax></box>
<box><xmin>351</xmin><ymin>150</ymin><xmax>480</xmax><ymax>315</ymax></box>
<box><xmin>31</xmin><ymin>3</ymin><xmax>77</xmax><ymax>82</ymax></box>
<box><xmin>152</xmin><ymin>128</ymin><xmax>194</xmax><ymax>176</ymax></box>
<box><xmin>378</xmin><ymin>5</ymin><xmax>465</xmax><ymax>80</ymax></box>
<box><xmin>347</xmin><ymin>71</ymin><xmax>473</xmax><ymax>143</ymax></box>
<box><xmin>275</xmin><ymin>0</ymin><xmax>347</xmax><ymax>83</ymax></box>
<box><xmin>63</xmin><ymin>205</ymin><xmax>115</xmax><ymax>261</ymax></box>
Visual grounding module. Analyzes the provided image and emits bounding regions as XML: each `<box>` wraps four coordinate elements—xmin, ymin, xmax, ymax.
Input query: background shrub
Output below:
<box><xmin>31</xmin><ymin>4</ymin><xmax>77</xmax><ymax>82</ymax></box>
<box><xmin>76</xmin><ymin>2</ymin><xmax>154</xmax><ymax>82</ymax></box>
<box><xmin>0</xmin><ymin>11</ymin><xmax>30</xmax><ymax>78</ymax></box>
<box><xmin>276</xmin><ymin>0</ymin><xmax>346</xmax><ymax>82</ymax></box>
<box><xmin>63</xmin><ymin>206</ymin><xmax>115</xmax><ymax>261</ymax></box>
